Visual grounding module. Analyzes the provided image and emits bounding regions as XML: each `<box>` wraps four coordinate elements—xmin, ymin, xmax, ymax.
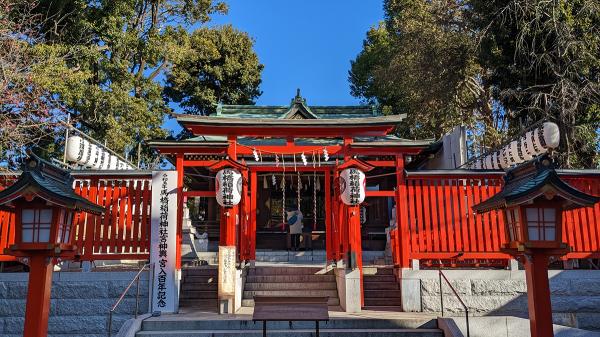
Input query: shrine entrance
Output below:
<box><xmin>253</xmin><ymin>171</ymin><xmax>326</xmax><ymax>251</ymax></box>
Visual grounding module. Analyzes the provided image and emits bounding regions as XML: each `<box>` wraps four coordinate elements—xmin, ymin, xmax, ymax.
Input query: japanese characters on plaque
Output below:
<box><xmin>150</xmin><ymin>171</ymin><xmax>178</xmax><ymax>313</ymax></box>
<box><xmin>218</xmin><ymin>246</ymin><xmax>236</xmax><ymax>297</ymax></box>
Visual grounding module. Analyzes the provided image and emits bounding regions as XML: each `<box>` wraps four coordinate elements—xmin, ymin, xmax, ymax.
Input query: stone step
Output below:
<box><xmin>363</xmin><ymin>267</ymin><xmax>395</xmax><ymax>275</ymax></box>
<box><xmin>364</xmin><ymin>298</ymin><xmax>402</xmax><ymax>306</ymax></box>
<box><xmin>241</xmin><ymin>298</ymin><xmax>340</xmax><ymax>307</ymax></box>
<box><xmin>363</xmin><ymin>281</ymin><xmax>399</xmax><ymax>290</ymax></box>
<box><xmin>244</xmin><ymin>282</ymin><xmax>337</xmax><ymax>291</ymax></box>
<box><xmin>136</xmin><ymin>328</ymin><xmax>443</xmax><ymax>337</ymax></box>
<box><xmin>182</xmin><ymin>268</ymin><xmax>218</xmax><ymax>276</ymax></box>
<box><xmin>363</xmin><ymin>275</ymin><xmax>396</xmax><ymax>283</ymax></box>
<box><xmin>243</xmin><ymin>290</ymin><xmax>338</xmax><ymax>299</ymax></box>
<box><xmin>248</xmin><ymin>267</ymin><xmax>325</xmax><ymax>276</ymax></box>
<box><xmin>362</xmin><ymin>306</ymin><xmax>403</xmax><ymax>312</ymax></box>
<box><xmin>246</xmin><ymin>274</ymin><xmax>336</xmax><ymax>283</ymax></box>
<box><xmin>181</xmin><ymin>290</ymin><xmax>218</xmax><ymax>299</ymax></box>
<box><xmin>182</xmin><ymin>276</ymin><xmax>218</xmax><ymax>284</ymax></box>
<box><xmin>179</xmin><ymin>298</ymin><xmax>218</xmax><ymax>308</ymax></box>
<box><xmin>364</xmin><ymin>290</ymin><xmax>401</xmax><ymax>298</ymax></box>
<box><xmin>181</xmin><ymin>284</ymin><xmax>218</xmax><ymax>292</ymax></box>
<box><xmin>141</xmin><ymin>318</ymin><xmax>438</xmax><ymax>331</ymax></box>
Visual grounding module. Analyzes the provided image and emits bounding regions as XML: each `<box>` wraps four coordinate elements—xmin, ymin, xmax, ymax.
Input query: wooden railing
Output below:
<box><xmin>391</xmin><ymin>171</ymin><xmax>600</xmax><ymax>267</ymax></box>
<box><xmin>0</xmin><ymin>172</ymin><xmax>152</xmax><ymax>262</ymax></box>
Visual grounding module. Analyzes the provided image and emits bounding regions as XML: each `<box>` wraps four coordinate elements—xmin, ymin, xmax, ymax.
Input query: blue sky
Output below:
<box><xmin>164</xmin><ymin>0</ymin><xmax>384</xmax><ymax>133</ymax></box>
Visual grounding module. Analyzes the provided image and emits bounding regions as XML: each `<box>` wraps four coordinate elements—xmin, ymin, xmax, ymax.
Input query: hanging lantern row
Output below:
<box><xmin>215</xmin><ymin>168</ymin><xmax>242</xmax><ymax>208</ymax></box>
<box><xmin>469</xmin><ymin>122</ymin><xmax>560</xmax><ymax>170</ymax></box>
<box><xmin>66</xmin><ymin>136</ymin><xmax>134</xmax><ymax>170</ymax></box>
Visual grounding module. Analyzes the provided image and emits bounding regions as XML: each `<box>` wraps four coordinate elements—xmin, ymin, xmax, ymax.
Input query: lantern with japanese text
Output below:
<box><xmin>340</xmin><ymin>168</ymin><xmax>366</xmax><ymax>206</ymax></box>
<box><xmin>215</xmin><ymin>168</ymin><xmax>243</xmax><ymax>207</ymax></box>
<box><xmin>65</xmin><ymin>136</ymin><xmax>89</xmax><ymax>164</ymax></box>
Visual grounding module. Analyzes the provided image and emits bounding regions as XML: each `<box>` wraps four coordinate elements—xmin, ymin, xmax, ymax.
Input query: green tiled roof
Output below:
<box><xmin>215</xmin><ymin>91</ymin><xmax>377</xmax><ymax>119</ymax></box>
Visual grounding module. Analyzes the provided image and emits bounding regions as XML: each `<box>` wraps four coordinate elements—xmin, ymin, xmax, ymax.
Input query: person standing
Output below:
<box><xmin>287</xmin><ymin>209</ymin><xmax>303</xmax><ymax>250</ymax></box>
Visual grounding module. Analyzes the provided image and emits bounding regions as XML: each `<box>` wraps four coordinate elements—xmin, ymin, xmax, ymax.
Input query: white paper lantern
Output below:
<box><xmin>215</xmin><ymin>168</ymin><xmax>243</xmax><ymax>207</ymax></box>
<box><xmin>508</xmin><ymin>141</ymin><xmax>524</xmax><ymax>165</ymax></box>
<box><xmin>541</xmin><ymin>122</ymin><xmax>560</xmax><ymax>149</ymax></box>
<box><xmin>108</xmin><ymin>155</ymin><xmax>118</xmax><ymax>170</ymax></box>
<box><xmin>497</xmin><ymin>148</ymin><xmax>509</xmax><ymax>169</ymax></box>
<box><xmin>484</xmin><ymin>155</ymin><xmax>494</xmax><ymax>170</ymax></box>
<box><xmin>88</xmin><ymin>145</ymin><xmax>100</xmax><ymax>169</ymax></box>
<box><xmin>340</xmin><ymin>168</ymin><xmax>366</xmax><ymax>206</ymax></box>
<box><xmin>99</xmin><ymin>151</ymin><xmax>110</xmax><ymax>170</ymax></box>
<box><xmin>65</xmin><ymin>136</ymin><xmax>87</xmax><ymax>164</ymax></box>
<box><xmin>519</xmin><ymin>135</ymin><xmax>533</xmax><ymax>161</ymax></box>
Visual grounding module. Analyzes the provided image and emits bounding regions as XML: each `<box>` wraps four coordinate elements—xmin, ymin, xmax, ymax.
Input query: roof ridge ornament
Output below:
<box><xmin>293</xmin><ymin>88</ymin><xmax>305</xmax><ymax>105</ymax></box>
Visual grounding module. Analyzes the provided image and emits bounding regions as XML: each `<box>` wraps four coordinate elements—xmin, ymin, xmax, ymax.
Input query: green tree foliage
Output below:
<box><xmin>164</xmin><ymin>25</ymin><xmax>263</xmax><ymax>115</ymax></box>
<box><xmin>31</xmin><ymin>0</ymin><xmax>231</xmax><ymax>161</ymax></box>
<box><xmin>350</xmin><ymin>0</ymin><xmax>600</xmax><ymax>168</ymax></box>
<box><xmin>2</xmin><ymin>0</ymin><xmax>263</xmax><ymax>167</ymax></box>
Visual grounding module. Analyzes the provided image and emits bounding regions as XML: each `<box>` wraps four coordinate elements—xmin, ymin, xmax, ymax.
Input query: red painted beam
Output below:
<box><xmin>183</xmin><ymin>160</ymin><xmax>219</xmax><ymax>167</ymax></box>
<box><xmin>365</xmin><ymin>160</ymin><xmax>396</xmax><ymax>167</ymax></box>
<box><xmin>365</xmin><ymin>190</ymin><xmax>396</xmax><ymax>197</ymax></box>
<box><xmin>237</xmin><ymin>145</ymin><xmax>343</xmax><ymax>155</ymax></box>
<box><xmin>183</xmin><ymin>191</ymin><xmax>215</xmax><ymax>198</ymax></box>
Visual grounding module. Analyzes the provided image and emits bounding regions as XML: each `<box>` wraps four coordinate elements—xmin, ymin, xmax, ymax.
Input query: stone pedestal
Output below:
<box><xmin>334</xmin><ymin>268</ymin><xmax>362</xmax><ymax>313</ymax></box>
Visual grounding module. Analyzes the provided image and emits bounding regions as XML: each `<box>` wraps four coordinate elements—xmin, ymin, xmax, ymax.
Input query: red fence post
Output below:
<box><xmin>395</xmin><ymin>155</ymin><xmax>410</xmax><ymax>268</ymax></box>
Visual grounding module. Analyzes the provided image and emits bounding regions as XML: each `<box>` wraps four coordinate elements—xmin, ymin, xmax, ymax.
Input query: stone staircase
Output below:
<box><xmin>363</xmin><ymin>266</ymin><xmax>402</xmax><ymax>310</ymax></box>
<box><xmin>136</xmin><ymin>317</ymin><xmax>443</xmax><ymax>337</ymax></box>
<box><xmin>179</xmin><ymin>266</ymin><xmax>218</xmax><ymax>311</ymax></box>
<box><xmin>242</xmin><ymin>266</ymin><xmax>340</xmax><ymax>307</ymax></box>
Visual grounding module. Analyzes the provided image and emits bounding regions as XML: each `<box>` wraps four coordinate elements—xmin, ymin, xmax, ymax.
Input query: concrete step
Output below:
<box><xmin>182</xmin><ymin>268</ymin><xmax>218</xmax><ymax>276</ymax></box>
<box><xmin>243</xmin><ymin>290</ymin><xmax>338</xmax><ymax>299</ymax></box>
<box><xmin>364</xmin><ymin>290</ymin><xmax>401</xmax><ymax>298</ymax></box>
<box><xmin>246</xmin><ymin>274</ymin><xmax>335</xmax><ymax>283</ymax></box>
<box><xmin>179</xmin><ymin>298</ymin><xmax>218</xmax><ymax>308</ymax></box>
<box><xmin>181</xmin><ymin>283</ymin><xmax>218</xmax><ymax>292</ymax></box>
<box><xmin>363</xmin><ymin>282</ymin><xmax>399</xmax><ymax>291</ymax></box>
<box><xmin>136</xmin><ymin>328</ymin><xmax>443</xmax><ymax>337</ymax></box>
<box><xmin>142</xmin><ymin>319</ymin><xmax>437</xmax><ymax>331</ymax></box>
<box><xmin>241</xmin><ymin>298</ymin><xmax>340</xmax><ymax>307</ymax></box>
<box><xmin>247</xmin><ymin>267</ymin><xmax>326</xmax><ymax>275</ymax></box>
<box><xmin>364</xmin><ymin>298</ymin><xmax>402</xmax><ymax>306</ymax></box>
<box><xmin>362</xmin><ymin>306</ymin><xmax>403</xmax><ymax>312</ymax></box>
<box><xmin>182</xmin><ymin>275</ymin><xmax>217</xmax><ymax>284</ymax></box>
<box><xmin>245</xmin><ymin>282</ymin><xmax>336</xmax><ymax>291</ymax></box>
<box><xmin>363</xmin><ymin>267</ymin><xmax>394</xmax><ymax>275</ymax></box>
<box><xmin>181</xmin><ymin>290</ymin><xmax>218</xmax><ymax>299</ymax></box>
<box><xmin>363</xmin><ymin>275</ymin><xmax>396</xmax><ymax>282</ymax></box>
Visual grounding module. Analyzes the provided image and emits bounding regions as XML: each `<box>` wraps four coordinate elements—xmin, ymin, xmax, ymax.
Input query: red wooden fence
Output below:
<box><xmin>391</xmin><ymin>171</ymin><xmax>600</xmax><ymax>267</ymax></box>
<box><xmin>0</xmin><ymin>173</ymin><xmax>152</xmax><ymax>261</ymax></box>
<box><xmin>1</xmin><ymin>170</ymin><xmax>599</xmax><ymax>265</ymax></box>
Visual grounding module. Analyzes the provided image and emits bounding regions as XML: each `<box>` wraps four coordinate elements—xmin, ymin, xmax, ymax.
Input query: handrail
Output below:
<box><xmin>438</xmin><ymin>269</ymin><xmax>470</xmax><ymax>337</ymax></box>
<box><xmin>107</xmin><ymin>263</ymin><xmax>151</xmax><ymax>337</ymax></box>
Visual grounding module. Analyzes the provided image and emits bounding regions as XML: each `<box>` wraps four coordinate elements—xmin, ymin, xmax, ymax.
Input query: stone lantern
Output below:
<box><xmin>473</xmin><ymin>155</ymin><xmax>599</xmax><ymax>337</ymax></box>
<box><xmin>0</xmin><ymin>153</ymin><xmax>104</xmax><ymax>337</ymax></box>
